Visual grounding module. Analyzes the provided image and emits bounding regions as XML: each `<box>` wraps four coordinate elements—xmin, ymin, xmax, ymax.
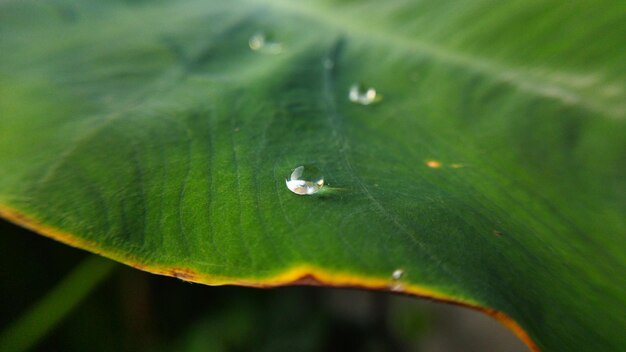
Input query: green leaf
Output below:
<box><xmin>1</xmin><ymin>0</ymin><xmax>624</xmax><ymax>350</ymax></box>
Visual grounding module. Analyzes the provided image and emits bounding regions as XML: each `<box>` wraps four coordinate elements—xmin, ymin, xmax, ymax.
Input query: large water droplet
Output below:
<box><xmin>286</xmin><ymin>165</ymin><xmax>324</xmax><ymax>195</ymax></box>
<box><xmin>249</xmin><ymin>32</ymin><xmax>283</xmax><ymax>54</ymax></box>
<box><xmin>349</xmin><ymin>83</ymin><xmax>381</xmax><ymax>105</ymax></box>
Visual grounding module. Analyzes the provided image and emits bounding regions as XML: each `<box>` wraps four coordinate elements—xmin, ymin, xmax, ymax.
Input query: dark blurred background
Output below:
<box><xmin>0</xmin><ymin>218</ymin><xmax>527</xmax><ymax>352</ymax></box>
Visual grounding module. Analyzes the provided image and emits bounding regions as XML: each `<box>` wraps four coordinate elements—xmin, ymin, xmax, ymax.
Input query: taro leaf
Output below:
<box><xmin>1</xmin><ymin>1</ymin><xmax>625</xmax><ymax>351</ymax></box>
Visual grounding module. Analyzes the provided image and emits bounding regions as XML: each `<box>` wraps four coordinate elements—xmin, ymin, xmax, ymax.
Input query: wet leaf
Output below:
<box><xmin>1</xmin><ymin>1</ymin><xmax>624</xmax><ymax>350</ymax></box>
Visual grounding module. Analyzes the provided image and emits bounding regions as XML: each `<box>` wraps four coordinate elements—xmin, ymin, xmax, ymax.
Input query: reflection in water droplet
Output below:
<box><xmin>286</xmin><ymin>165</ymin><xmax>324</xmax><ymax>195</ymax></box>
<box><xmin>391</xmin><ymin>283</ymin><xmax>404</xmax><ymax>292</ymax></box>
<box><xmin>349</xmin><ymin>84</ymin><xmax>381</xmax><ymax>105</ymax></box>
<box><xmin>249</xmin><ymin>32</ymin><xmax>283</xmax><ymax>54</ymax></box>
<box><xmin>391</xmin><ymin>269</ymin><xmax>404</xmax><ymax>280</ymax></box>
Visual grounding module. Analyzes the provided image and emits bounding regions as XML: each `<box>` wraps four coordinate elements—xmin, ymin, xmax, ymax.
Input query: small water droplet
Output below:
<box><xmin>249</xmin><ymin>32</ymin><xmax>283</xmax><ymax>54</ymax></box>
<box><xmin>286</xmin><ymin>165</ymin><xmax>324</xmax><ymax>195</ymax></box>
<box><xmin>391</xmin><ymin>269</ymin><xmax>404</xmax><ymax>280</ymax></box>
<box><xmin>425</xmin><ymin>160</ymin><xmax>442</xmax><ymax>168</ymax></box>
<box><xmin>349</xmin><ymin>83</ymin><xmax>381</xmax><ymax>105</ymax></box>
<box><xmin>248</xmin><ymin>33</ymin><xmax>264</xmax><ymax>50</ymax></box>
<box><xmin>390</xmin><ymin>269</ymin><xmax>405</xmax><ymax>291</ymax></box>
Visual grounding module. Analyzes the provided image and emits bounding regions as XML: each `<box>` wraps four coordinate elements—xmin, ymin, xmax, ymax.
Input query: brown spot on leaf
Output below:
<box><xmin>169</xmin><ymin>268</ymin><xmax>197</xmax><ymax>281</ymax></box>
<box><xmin>426</xmin><ymin>160</ymin><xmax>442</xmax><ymax>168</ymax></box>
<box><xmin>283</xmin><ymin>273</ymin><xmax>325</xmax><ymax>286</ymax></box>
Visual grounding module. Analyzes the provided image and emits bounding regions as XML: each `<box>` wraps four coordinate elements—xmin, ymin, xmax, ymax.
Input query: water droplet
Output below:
<box><xmin>349</xmin><ymin>83</ymin><xmax>381</xmax><ymax>105</ymax></box>
<box><xmin>248</xmin><ymin>33</ymin><xmax>264</xmax><ymax>51</ymax></box>
<box><xmin>425</xmin><ymin>160</ymin><xmax>442</xmax><ymax>168</ymax></box>
<box><xmin>391</xmin><ymin>269</ymin><xmax>404</xmax><ymax>280</ymax></box>
<box><xmin>285</xmin><ymin>165</ymin><xmax>324</xmax><ymax>195</ymax></box>
<box><xmin>390</xmin><ymin>269</ymin><xmax>405</xmax><ymax>291</ymax></box>
<box><xmin>249</xmin><ymin>32</ymin><xmax>283</xmax><ymax>54</ymax></box>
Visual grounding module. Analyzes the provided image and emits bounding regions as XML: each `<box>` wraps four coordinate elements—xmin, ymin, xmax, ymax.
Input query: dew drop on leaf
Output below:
<box><xmin>248</xmin><ymin>32</ymin><xmax>283</xmax><ymax>54</ymax></box>
<box><xmin>390</xmin><ymin>269</ymin><xmax>405</xmax><ymax>291</ymax></box>
<box><xmin>391</xmin><ymin>269</ymin><xmax>404</xmax><ymax>280</ymax></box>
<box><xmin>349</xmin><ymin>83</ymin><xmax>381</xmax><ymax>105</ymax></box>
<box><xmin>248</xmin><ymin>32</ymin><xmax>264</xmax><ymax>51</ymax></box>
<box><xmin>286</xmin><ymin>165</ymin><xmax>324</xmax><ymax>195</ymax></box>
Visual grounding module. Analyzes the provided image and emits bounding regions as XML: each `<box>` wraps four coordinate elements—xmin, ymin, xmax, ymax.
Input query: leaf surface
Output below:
<box><xmin>1</xmin><ymin>1</ymin><xmax>625</xmax><ymax>350</ymax></box>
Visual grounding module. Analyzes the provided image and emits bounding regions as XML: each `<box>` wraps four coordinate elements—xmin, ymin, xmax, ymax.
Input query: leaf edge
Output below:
<box><xmin>0</xmin><ymin>204</ymin><xmax>539</xmax><ymax>352</ymax></box>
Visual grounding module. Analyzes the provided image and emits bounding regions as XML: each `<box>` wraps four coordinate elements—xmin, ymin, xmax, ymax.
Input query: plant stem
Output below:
<box><xmin>0</xmin><ymin>255</ymin><xmax>117</xmax><ymax>352</ymax></box>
